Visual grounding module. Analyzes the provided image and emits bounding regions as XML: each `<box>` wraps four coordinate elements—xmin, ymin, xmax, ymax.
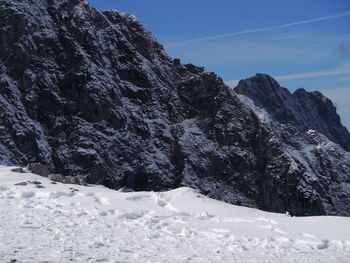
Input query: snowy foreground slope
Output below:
<box><xmin>1</xmin><ymin>166</ymin><xmax>350</xmax><ymax>263</ymax></box>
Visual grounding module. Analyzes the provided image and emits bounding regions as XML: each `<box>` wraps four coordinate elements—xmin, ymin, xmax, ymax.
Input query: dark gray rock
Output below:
<box><xmin>0</xmin><ymin>0</ymin><xmax>349</xmax><ymax>216</ymax></box>
<box><xmin>48</xmin><ymin>174</ymin><xmax>65</xmax><ymax>182</ymax></box>
<box><xmin>27</xmin><ymin>180</ymin><xmax>42</xmax><ymax>185</ymax></box>
<box><xmin>234</xmin><ymin>74</ymin><xmax>350</xmax><ymax>151</ymax></box>
<box><xmin>48</xmin><ymin>174</ymin><xmax>87</xmax><ymax>185</ymax></box>
<box><xmin>26</xmin><ymin>163</ymin><xmax>50</xmax><ymax>177</ymax></box>
<box><xmin>14</xmin><ymin>182</ymin><xmax>27</xmax><ymax>186</ymax></box>
<box><xmin>11</xmin><ymin>168</ymin><xmax>25</xmax><ymax>173</ymax></box>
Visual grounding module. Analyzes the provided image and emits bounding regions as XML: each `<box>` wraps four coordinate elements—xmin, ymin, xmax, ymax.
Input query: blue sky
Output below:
<box><xmin>89</xmin><ymin>0</ymin><xmax>350</xmax><ymax>129</ymax></box>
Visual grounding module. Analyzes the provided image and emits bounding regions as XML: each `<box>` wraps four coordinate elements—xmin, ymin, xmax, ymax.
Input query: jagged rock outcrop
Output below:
<box><xmin>0</xmin><ymin>0</ymin><xmax>349</xmax><ymax>216</ymax></box>
<box><xmin>234</xmin><ymin>74</ymin><xmax>350</xmax><ymax>151</ymax></box>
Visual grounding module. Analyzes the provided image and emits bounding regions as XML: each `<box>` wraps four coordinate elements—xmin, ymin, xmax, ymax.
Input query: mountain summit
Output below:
<box><xmin>235</xmin><ymin>74</ymin><xmax>350</xmax><ymax>151</ymax></box>
<box><xmin>0</xmin><ymin>0</ymin><xmax>349</xmax><ymax>216</ymax></box>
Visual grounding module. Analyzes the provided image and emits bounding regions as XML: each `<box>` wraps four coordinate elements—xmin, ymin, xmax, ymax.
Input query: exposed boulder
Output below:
<box><xmin>26</xmin><ymin>163</ymin><xmax>50</xmax><ymax>177</ymax></box>
<box><xmin>11</xmin><ymin>167</ymin><xmax>26</xmax><ymax>173</ymax></box>
<box><xmin>48</xmin><ymin>174</ymin><xmax>65</xmax><ymax>182</ymax></box>
<box><xmin>27</xmin><ymin>180</ymin><xmax>42</xmax><ymax>185</ymax></box>
<box><xmin>14</xmin><ymin>182</ymin><xmax>27</xmax><ymax>186</ymax></box>
<box><xmin>48</xmin><ymin>174</ymin><xmax>87</xmax><ymax>186</ymax></box>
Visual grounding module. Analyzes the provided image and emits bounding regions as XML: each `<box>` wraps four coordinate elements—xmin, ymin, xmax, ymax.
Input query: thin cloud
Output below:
<box><xmin>225</xmin><ymin>67</ymin><xmax>350</xmax><ymax>87</ymax></box>
<box><xmin>166</xmin><ymin>10</ymin><xmax>350</xmax><ymax>47</ymax></box>
<box><xmin>275</xmin><ymin>68</ymin><xmax>350</xmax><ymax>81</ymax></box>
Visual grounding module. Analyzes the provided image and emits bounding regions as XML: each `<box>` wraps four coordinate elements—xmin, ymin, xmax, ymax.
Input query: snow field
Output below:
<box><xmin>0</xmin><ymin>166</ymin><xmax>350</xmax><ymax>263</ymax></box>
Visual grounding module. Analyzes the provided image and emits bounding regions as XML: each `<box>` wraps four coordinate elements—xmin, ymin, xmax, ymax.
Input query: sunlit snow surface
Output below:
<box><xmin>1</xmin><ymin>166</ymin><xmax>349</xmax><ymax>262</ymax></box>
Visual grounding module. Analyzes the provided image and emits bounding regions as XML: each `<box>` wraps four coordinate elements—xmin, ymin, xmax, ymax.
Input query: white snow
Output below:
<box><xmin>236</xmin><ymin>94</ymin><xmax>274</xmax><ymax>124</ymax></box>
<box><xmin>1</xmin><ymin>166</ymin><xmax>350</xmax><ymax>263</ymax></box>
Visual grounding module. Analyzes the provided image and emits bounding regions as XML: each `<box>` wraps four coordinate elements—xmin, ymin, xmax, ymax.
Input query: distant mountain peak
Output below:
<box><xmin>234</xmin><ymin>75</ymin><xmax>350</xmax><ymax>151</ymax></box>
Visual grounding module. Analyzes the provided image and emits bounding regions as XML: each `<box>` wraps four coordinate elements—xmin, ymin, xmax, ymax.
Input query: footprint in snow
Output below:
<box><xmin>6</xmin><ymin>191</ymin><xmax>16</xmax><ymax>199</ymax></box>
<box><xmin>76</xmin><ymin>211</ymin><xmax>89</xmax><ymax>217</ymax></box>
<box><xmin>107</xmin><ymin>209</ymin><xmax>117</xmax><ymax>215</ymax></box>
<box><xmin>91</xmin><ymin>242</ymin><xmax>105</xmax><ymax>248</ymax></box>
<box><xmin>49</xmin><ymin>191</ymin><xmax>75</xmax><ymax>199</ymax></box>
<box><xmin>20</xmin><ymin>224</ymin><xmax>41</xmax><ymax>229</ymax></box>
<box><xmin>21</xmin><ymin>220</ymin><xmax>41</xmax><ymax>229</ymax></box>
<box><xmin>95</xmin><ymin>258</ymin><xmax>109</xmax><ymax>262</ymax></box>
<box><xmin>22</xmin><ymin>220</ymin><xmax>33</xmax><ymax>225</ymax></box>
<box><xmin>0</xmin><ymin>185</ymin><xmax>9</xmax><ymax>191</ymax></box>
<box><xmin>146</xmin><ymin>232</ymin><xmax>161</xmax><ymax>239</ymax></box>
<box><xmin>317</xmin><ymin>240</ymin><xmax>329</xmax><ymax>249</ymax></box>
<box><xmin>98</xmin><ymin>211</ymin><xmax>109</xmax><ymax>216</ymax></box>
<box><xmin>21</xmin><ymin>192</ymin><xmax>35</xmax><ymax>198</ymax></box>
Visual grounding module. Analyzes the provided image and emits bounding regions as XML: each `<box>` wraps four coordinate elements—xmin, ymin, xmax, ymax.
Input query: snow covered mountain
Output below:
<box><xmin>1</xmin><ymin>166</ymin><xmax>350</xmax><ymax>262</ymax></box>
<box><xmin>0</xmin><ymin>0</ymin><xmax>349</xmax><ymax>216</ymax></box>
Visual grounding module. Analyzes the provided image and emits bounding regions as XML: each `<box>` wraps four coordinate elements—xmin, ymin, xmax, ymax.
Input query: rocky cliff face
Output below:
<box><xmin>1</xmin><ymin>0</ymin><xmax>349</xmax><ymax>216</ymax></box>
<box><xmin>234</xmin><ymin>74</ymin><xmax>350</xmax><ymax>152</ymax></box>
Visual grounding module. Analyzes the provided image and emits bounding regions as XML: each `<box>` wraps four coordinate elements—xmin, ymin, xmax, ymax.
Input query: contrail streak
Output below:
<box><xmin>166</xmin><ymin>10</ymin><xmax>350</xmax><ymax>47</ymax></box>
<box><xmin>225</xmin><ymin>68</ymin><xmax>350</xmax><ymax>87</ymax></box>
<box><xmin>275</xmin><ymin>68</ymin><xmax>350</xmax><ymax>81</ymax></box>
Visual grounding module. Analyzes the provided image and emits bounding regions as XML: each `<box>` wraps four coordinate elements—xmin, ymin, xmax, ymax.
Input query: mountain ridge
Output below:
<box><xmin>234</xmin><ymin>73</ymin><xmax>350</xmax><ymax>151</ymax></box>
<box><xmin>0</xmin><ymin>0</ymin><xmax>349</xmax><ymax>216</ymax></box>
